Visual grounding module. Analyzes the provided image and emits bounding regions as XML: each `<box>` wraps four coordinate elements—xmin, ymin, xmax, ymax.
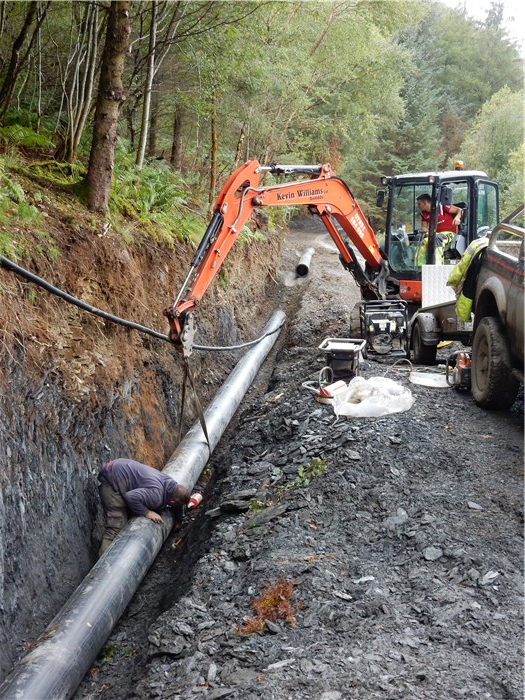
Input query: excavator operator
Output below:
<box><xmin>415</xmin><ymin>193</ymin><xmax>463</xmax><ymax>266</ymax></box>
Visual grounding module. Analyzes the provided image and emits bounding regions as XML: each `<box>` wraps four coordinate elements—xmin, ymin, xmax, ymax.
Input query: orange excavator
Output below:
<box><xmin>164</xmin><ymin>160</ymin><xmax>389</xmax><ymax>347</ymax></box>
<box><xmin>164</xmin><ymin>159</ymin><xmax>502</xmax><ymax>359</ymax></box>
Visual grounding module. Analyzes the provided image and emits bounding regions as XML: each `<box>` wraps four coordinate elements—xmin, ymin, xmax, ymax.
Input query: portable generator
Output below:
<box><xmin>359</xmin><ymin>300</ymin><xmax>409</xmax><ymax>358</ymax></box>
<box><xmin>318</xmin><ymin>338</ymin><xmax>366</xmax><ymax>380</ymax></box>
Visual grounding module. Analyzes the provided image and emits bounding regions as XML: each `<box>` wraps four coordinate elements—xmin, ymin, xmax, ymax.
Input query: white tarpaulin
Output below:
<box><xmin>332</xmin><ymin>376</ymin><xmax>415</xmax><ymax>418</ymax></box>
<box><xmin>409</xmin><ymin>371</ymin><xmax>449</xmax><ymax>388</ymax></box>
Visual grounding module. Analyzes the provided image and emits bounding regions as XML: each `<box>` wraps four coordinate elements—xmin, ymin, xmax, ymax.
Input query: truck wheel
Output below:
<box><xmin>471</xmin><ymin>316</ymin><xmax>519</xmax><ymax>409</ymax></box>
<box><xmin>411</xmin><ymin>321</ymin><xmax>437</xmax><ymax>365</ymax></box>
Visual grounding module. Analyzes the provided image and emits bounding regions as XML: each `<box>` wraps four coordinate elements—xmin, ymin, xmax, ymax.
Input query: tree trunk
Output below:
<box><xmin>170</xmin><ymin>108</ymin><xmax>183</xmax><ymax>170</ymax></box>
<box><xmin>86</xmin><ymin>1</ymin><xmax>130</xmax><ymax>214</ymax></box>
<box><xmin>36</xmin><ymin>1</ymin><xmax>42</xmax><ymax>131</ymax></box>
<box><xmin>16</xmin><ymin>54</ymin><xmax>32</xmax><ymax>110</ymax></box>
<box><xmin>0</xmin><ymin>1</ymin><xmax>38</xmax><ymax>120</ymax></box>
<box><xmin>233</xmin><ymin>122</ymin><xmax>246</xmax><ymax>169</ymax></box>
<box><xmin>0</xmin><ymin>2</ymin><xmax>6</xmax><ymax>39</ymax></box>
<box><xmin>146</xmin><ymin>88</ymin><xmax>158</xmax><ymax>159</ymax></box>
<box><xmin>125</xmin><ymin>104</ymin><xmax>136</xmax><ymax>149</ymax></box>
<box><xmin>208</xmin><ymin>86</ymin><xmax>218</xmax><ymax>214</ymax></box>
<box><xmin>70</xmin><ymin>1</ymin><xmax>99</xmax><ymax>162</ymax></box>
<box><xmin>136</xmin><ymin>0</ymin><xmax>157</xmax><ymax>168</ymax></box>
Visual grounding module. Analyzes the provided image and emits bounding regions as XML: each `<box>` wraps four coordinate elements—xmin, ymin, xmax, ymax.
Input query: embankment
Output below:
<box><xmin>0</xmin><ymin>221</ymin><xmax>281</xmax><ymax>680</ymax></box>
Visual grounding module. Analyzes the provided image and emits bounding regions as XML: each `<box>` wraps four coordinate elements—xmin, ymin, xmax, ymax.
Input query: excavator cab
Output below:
<box><xmin>376</xmin><ymin>168</ymin><xmax>499</xmax><ymax>304</ymax></box>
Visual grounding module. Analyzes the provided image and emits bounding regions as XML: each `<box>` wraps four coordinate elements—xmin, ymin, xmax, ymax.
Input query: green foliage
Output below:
<box><xmin>431</xmin><ymin>3</ymin><xmax>523</xmax><ymax>119</ymax></box>
<box><xmin>0</xmin><ymin>125</ymin><xmax>54</xmax><ymax>149</ymax></box>
<box><xmin>0</xmin><ymin>157</ymin><xmax>63</xmax><ymax>259</ymax></box>
<box><xmin>23</xmin><ymin>160</ymin><xmax>86</xmax><ymax>186</ymax></box>
<box><xmin>276</xmin><ymin>457</ymin><xmax>328</xmax><ymax>495</ymax></box>
<box><xmin>248</xmin><ymin>497</ymin><xmax>270</xmax><ymax>514</ymax></box>
<box><xmin>109</xmin><ymin>145</ymin><xmax>205</xmax><ymax>247</ymax></box>
<box><xmin>502</xmin><ymin>144</ymin><xmax>525</xmax><ymax>217</ymax></box>
<box><xmin>1</xmin><ymin>108</ymin><xmax>56</xmax><ymax>134</ymax></box>
<box><xmin>459</xmin><ymin>87</ymin><xmax>524</xmax><ymax>178</ymax></box>
<box><xmin>0</xmin><ymin>166</ymin><xmax>39</xmax><ymax>255</ymax></box>
<box><xmin>98</xmin><ymin>642</ymin><xmax>135</xmax><ymax>666</ymax></box>
<box><xmin>459</xmin><ymin>86</ymin><xmax>524</xmax><ymax>215</ymax></box>
<box><xmin>3</xmin><ymin>177</ymin><xmax>25</xmax><ymax>204</ymax></box>
<box><xmin>293</xmin><ymin>457</ymin><xmax>328</xmax><ymax>487</ymax></box>
<box><xmin>217</xmin><ymin>266</ymin><xmax>229</xmax><ymax>291</ymax></box>
<box><xmin>236</xmin><ymin>225</ymin><xmax>265</xmax><ymax>250</ymax></box>
<box><xmin>0</xmin><ymin>0</ymin><xmax>522</xmax><ymax>258</ymax></box>
<box><xmin>16</xmin><ymin>201</ymin><xmax>39</xmax><ymax>222</ymax></box>
<box><xmin>0</xmin><ymin>227</ymin><xmax>21</xmax><ymax>259</ymax></box>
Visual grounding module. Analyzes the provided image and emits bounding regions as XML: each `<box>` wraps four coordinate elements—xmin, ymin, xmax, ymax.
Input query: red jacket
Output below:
<box><xmin>421</xmin><ymin>204</ymin><xmax>457</xmax><ymax>233</ymax></box>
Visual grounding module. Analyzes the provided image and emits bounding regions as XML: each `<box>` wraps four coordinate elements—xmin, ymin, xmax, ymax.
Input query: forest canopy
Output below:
<box><xmin>0</xmin><ymin>0</ymin><xmax>522</xmax><ymax>225</ymax></box>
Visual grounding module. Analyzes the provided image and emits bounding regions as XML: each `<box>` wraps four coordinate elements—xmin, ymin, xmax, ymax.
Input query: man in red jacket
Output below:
<box><xmin>415</xmin><ymin>193</ymin><xmax>463</xmax><ymax>265</ymax></box>
<box><xmin>98</xmin><ymin>458</ymin><xmax>189</xmax><ymax>556</ymax></box>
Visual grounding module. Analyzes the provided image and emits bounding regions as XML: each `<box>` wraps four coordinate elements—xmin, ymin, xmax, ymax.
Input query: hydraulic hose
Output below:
<box><xmin>0</xmin><ymin>309</ymin><xmax>286</xmax><ymax>700</ymax></box>
<box><xmin>0</xmin><ymin>255</ymin><xmax>283</xmax><ymax>351</ymax></box>
<box><xmin>0</xmin><ymin>255</ymin><xmax>168</xmax><ymax>342</ymax></box>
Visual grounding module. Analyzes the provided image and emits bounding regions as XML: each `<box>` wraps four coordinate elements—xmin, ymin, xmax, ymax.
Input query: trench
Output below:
<box><xmin>71</xmin><ymin>302</ymin><xmax>298</xmax><ymax>699</ymax></box>
<box><xmin>75</xmin><ymin>313</ymin><xmax>298</xmax><ymax>699</ymax></box>
<box><xmin>72</xmin><ymin>343</ymin><xmax>292</xmax><ymax>699</ymax></box>
<box><xmin>73</xmin><ymin>324</ymin><xmax>298</xmax><ymax>699</ymax></box>
<box><xmin>0</xmin><ymin>310</ymin><xmax>286</xmax><ymax>700</ymax></box>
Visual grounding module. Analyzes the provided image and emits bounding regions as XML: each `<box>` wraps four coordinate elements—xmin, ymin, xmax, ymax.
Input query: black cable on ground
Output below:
<box><xmin>0</xmin><ymin>255</ymin><xmax>284</xmax><ymax>351</ymax></box>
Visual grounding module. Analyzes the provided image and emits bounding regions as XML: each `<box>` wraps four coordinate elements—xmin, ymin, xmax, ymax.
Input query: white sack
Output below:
<box><xmin>332</xmin><ymin>376</ymin><xmax>415</xmax><ymax>418</ymax></box>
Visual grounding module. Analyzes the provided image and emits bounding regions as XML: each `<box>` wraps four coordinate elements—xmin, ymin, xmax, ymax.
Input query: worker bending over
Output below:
<box><xmin>97</xmin><ymin>457</ymin><xmax>189</xmax><ymax>556</ymax></box>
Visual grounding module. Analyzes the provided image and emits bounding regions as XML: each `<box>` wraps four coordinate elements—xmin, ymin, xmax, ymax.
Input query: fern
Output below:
<box><xmin>109</xmin><ymin>142</ymin><xmax>206</xmax><ymax>246</ymax></box>
<box><xmin>17</xmin><ymin>201</ymin><xmax>39</xmax><ymax>222</ymax></box>
<box><xmin>2</xmin><ymin>108</ymin><xmax>55</xmax><ymax>133</ymax></box>
<box><xmin>4</xmin><ymin>177</ymin><xmax>25</xmax><ymax>203</ymax></box>
<box><xmin>0</xmin><ymin>125</ymin><xmax>54</xmax><ymax>149</ymax></box>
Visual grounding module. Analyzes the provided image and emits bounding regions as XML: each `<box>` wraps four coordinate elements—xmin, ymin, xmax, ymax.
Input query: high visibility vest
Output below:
<box><xmin>447</xmin><ymin>237</ymin><xmax>489</xmax><ymax>321</ymax></box>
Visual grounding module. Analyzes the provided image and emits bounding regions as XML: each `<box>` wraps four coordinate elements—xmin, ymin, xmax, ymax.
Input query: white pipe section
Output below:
<box><xmin>0</xmin><ymin>310</ymin><xmax>285</xmax><ymax>700</ymax></box>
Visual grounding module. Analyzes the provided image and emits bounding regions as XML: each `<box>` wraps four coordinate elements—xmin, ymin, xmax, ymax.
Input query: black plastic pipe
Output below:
<box><xmin>0</xmin><ymin>309</ymin><xmax>285</xmax><ymax>700</ymax></box>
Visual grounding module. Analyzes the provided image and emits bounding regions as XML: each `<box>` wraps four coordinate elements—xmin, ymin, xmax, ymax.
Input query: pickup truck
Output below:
<box><xmin>408</xmin><ymin>205</ymin><xmax>524</xmax><ymax>409</ymax></box>
<box><xmin>470</xmin><ymin>205</ymin><xmax>524</xmax><ymax>408</ymax></box>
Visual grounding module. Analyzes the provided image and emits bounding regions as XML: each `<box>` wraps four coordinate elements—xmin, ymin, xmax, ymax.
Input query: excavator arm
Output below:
<box><xmin>164</xmin><ymin>160</ymin><xmax>388</xmax><ymax>344</ymax></box>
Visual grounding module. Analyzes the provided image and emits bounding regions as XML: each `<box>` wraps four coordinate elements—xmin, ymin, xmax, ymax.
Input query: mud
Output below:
<box><xmin>75</xmin><ymin>216</ymin><xmax>523</xmax><ymax>700</ymax></box>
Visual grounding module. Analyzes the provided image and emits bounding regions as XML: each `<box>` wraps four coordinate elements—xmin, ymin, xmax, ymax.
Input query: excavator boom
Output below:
<box><xmin>165</xmin><ymin>160</ymin><xmax>387</xmax><ymax>344</ymax></box>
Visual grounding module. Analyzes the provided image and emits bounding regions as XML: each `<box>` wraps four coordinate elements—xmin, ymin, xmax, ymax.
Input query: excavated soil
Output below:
<box><xmin>75</xmin><ymin>216</ymin><xmax>524</xmax><ymax>700</ymax></box>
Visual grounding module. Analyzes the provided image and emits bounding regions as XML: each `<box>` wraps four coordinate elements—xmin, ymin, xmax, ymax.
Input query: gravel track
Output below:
<box><xmin>76</xmin><ymin>217</ymin><xmax>523</xmax><ymax>700</ymax></box>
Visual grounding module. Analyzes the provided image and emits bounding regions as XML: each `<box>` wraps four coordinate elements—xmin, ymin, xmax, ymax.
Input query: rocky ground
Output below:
<box><xmin>75</xmin><ymin>217</ymin><xmax>524</xmax><ymax>700</ymax></box>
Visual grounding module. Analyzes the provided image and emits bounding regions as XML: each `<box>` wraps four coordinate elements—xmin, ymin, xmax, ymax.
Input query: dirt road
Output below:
<box><xmin>76</xmin><ymin>217</ymin><xmax>524</xmax><ymax>700</ymax></box>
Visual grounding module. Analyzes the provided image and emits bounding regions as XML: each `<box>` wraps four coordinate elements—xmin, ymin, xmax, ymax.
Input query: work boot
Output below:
<box><xmin>98</xmin><ymin>537</ymin><xmax>114</xmax><ymax>558</ymax></box>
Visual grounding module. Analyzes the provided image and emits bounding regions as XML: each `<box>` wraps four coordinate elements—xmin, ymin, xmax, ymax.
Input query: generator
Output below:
<box><xmin>318</xmin><ymin>338</ymin><xmax>366</xmax><ymax>380</ymax></box>
<box><xmin>359</xmin><ymin>300</ymin><xmax>409</xmax><ymax>358</ymax></box>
